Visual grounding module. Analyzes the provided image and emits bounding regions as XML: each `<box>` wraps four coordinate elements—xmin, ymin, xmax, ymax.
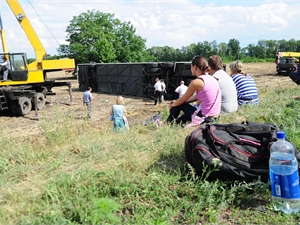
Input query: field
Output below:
<box><xmin>0</xmin><ymin>62</ymin><xmax>295</xmax><ymax>137</ymax></box>
<box><xmin>1</xmin><ymin>62</ymin><xmax>300</xmax><ymax>224</ymax></box>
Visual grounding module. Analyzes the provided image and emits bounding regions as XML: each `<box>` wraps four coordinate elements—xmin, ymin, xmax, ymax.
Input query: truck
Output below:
<box><xmin>0</xmin><ymin>0</ymin><xmax>75</xmax><ymax>116</ymax></box>
<box><xmin>276</xmin><ymin>52</ymin><xmax>300</xmax><ymax>75</ymax></box>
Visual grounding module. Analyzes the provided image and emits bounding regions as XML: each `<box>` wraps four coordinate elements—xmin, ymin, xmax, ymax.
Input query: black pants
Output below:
<box><xmin>166</xmin><ymin>102</ymin><xmax>197</xmax><ymax>124</ymax></box>
<box><xmin>154</xmin><ymin>91</ymin><xmax>163</xmax><ymax>105</ymax></box>
<box><xmin>166</xmin><ymin>102</ymin><xmax>218</xmax><ymax>125</ymax></box>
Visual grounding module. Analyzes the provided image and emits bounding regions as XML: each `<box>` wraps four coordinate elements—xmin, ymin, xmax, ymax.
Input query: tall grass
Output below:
<box><xmin>1</xmin><ymin>82</ymin><xmax>300</xmax><ymax>224</ymax></box>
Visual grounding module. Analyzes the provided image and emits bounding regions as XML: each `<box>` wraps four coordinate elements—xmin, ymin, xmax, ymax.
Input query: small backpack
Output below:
<box><xmin>184</xmin><ymin>121</ymin><xmax>300</xmax><ymax>182</ymax></box>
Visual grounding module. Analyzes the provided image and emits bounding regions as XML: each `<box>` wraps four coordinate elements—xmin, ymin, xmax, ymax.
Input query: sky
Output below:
<box><xmin>1</xmin><ymin>0</ymin><xmax>300</xmax><ymax>59</ymax></box>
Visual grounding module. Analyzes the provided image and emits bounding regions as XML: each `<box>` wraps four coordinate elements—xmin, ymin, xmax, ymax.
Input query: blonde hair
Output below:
<box><xmin>229</xmin><ymin>60</ymin><xmax>245</xmax><ymax>74</ymax></box>
<box><xmin>116</xmin><ymin>96</ymin><xmax>124</xmax><ymax>105</ymax></box>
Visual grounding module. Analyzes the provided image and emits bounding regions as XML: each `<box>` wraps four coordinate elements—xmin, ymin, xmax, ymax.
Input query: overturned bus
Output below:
<box><xmin>77</xmin><ymin>62</ymin><xmax>226</xmax><ymax>100</ymax></box>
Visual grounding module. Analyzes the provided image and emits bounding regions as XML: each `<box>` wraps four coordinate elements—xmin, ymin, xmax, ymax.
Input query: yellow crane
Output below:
<box><xmin>280</xmin><ymin>52</ymin><xmax>300</xmax><ymax>58</ymax></box>
<box><xmin>276</xmin><ymin>52</ymin><xmax>300</xmax><ymax>75</ymax></box>
<box><xmin>0</xmin><ymin>14</ymin><xmax>8</xmax><ymax>53</ymax></box>
<box><xmin>0</xmin><ymin>0</ymin><xmax>74</xmax><ymax>116</ymax></box>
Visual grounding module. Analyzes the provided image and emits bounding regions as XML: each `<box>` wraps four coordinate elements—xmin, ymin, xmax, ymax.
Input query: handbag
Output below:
<box><xmin>109</xmin><ymin>115</ymin><xmax>113</xmax><ymax>121</ymax></box>
<box><xmin>123</xmin><ymin>116</ymin><xmax>129</xmax><ymax>130</ymax></box>
<box><xmin>184</xmin><ymin>108</ymin><xmax>206</xmax><ymax>128</ymax></box>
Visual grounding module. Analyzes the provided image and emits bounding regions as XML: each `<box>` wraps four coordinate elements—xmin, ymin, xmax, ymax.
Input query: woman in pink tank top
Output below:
<box><xmin>166</xmin><ymin>56</ymin><xmax>221</xmax><ymax>126</ymax></box>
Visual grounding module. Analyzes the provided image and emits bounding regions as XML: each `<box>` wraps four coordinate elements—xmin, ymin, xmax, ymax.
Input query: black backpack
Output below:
<box><xmin>184</xmin><ymin>121</ymin><xmax>300</xmax><ymax>182</ymax></box>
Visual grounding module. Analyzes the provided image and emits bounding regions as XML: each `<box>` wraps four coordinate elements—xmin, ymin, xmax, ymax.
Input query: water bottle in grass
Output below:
<box><xmin>269</xmin><ymin>131</ymin><xmax>300</xmax><ymax>214</ymax></box>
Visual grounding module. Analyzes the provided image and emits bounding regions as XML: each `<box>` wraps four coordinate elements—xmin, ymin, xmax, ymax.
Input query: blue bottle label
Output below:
<box><xmin>282</xmin><ymin>170</ymin><xmax>300</xmax><ymax>199</ymax></box>
<box><xmin>270</xmin><ymin>171</ymin><xmax>282</xmax><ymax>197</ymax></box>
<box><xmin>270</xmin><ymin>170</ymin><xmax>300</xmax><ymax>199</ymax></box>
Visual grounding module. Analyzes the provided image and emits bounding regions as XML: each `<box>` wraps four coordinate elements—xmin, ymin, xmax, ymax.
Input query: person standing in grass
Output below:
<box><xmin>110</xmin><ymin>96</ymin><xmax>128</xmax><ymax>132</ymax></box>
<box><xmin>229</xmin><ymin>60</ymin><xmax>259</xmax><ymax>105</ymax></box>
<box><xmin>153</xmin><ymin>77</ymin><xmax>163</xmax><ymax>105</ymax></box>
<box><xmin>161</xmin><ymin>79</ymin><xmax>167</xmax><ymax>102</ymax></box>
<box><xmin>82</xmin><ymin>87</ymin><xmax>94</xmax><ymax>119</ymax></box>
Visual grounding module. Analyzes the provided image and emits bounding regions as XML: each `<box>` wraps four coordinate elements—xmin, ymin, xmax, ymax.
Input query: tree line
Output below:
<box><xmin>55</xmin><ymin>10</ymin><xmax>300</xmax><ymax>64</ymax></box>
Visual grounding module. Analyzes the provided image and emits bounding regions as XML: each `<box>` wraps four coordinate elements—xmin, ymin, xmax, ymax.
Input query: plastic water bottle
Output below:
<box><xmin>269</xmin><ymin>131</ymin><xmax>300</xmax><ymax>214</ymax></box>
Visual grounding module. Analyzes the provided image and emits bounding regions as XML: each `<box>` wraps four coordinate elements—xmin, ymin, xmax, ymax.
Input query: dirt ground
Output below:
<box><xmin>0</xmin><ymin>62</ymin><xmax>296</xmax><ymax>137</ymax></box>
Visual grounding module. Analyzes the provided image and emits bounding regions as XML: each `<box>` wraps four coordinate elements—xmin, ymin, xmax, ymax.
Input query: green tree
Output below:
<box><xmin>160</xmin><ymin>46</ymin><xmax>177</xmax><ymax>61</ymax></box>
<box><xmin>295</xmin><ymin>40</ymin><xmax>300</xmax><ymax>52</ymax></box>
<box><xmin>285</xmin><ymin>38</ymin><xmax>298</xmax><ymax>52</ymax></box>
<box><xmin>256</xmin><ymin>40</ymin><xmax>267</xmax><ymax>58</ymax></box>
<box><xmin>239</xmin><ymin>47</ymin><xmax>248</xmax><ymax>59</ymax></box>
<box><xmin>58</xmin><ymin>10</ymin><xmax>147</xmax><ymax>63</ymax></box>
<box><xmin>265</xmin><ymin>40</ymin><xmax>277</xmax><ymax>58</ymax></box>
<box><xmin>246</xmin><ymin>43</ymin><xmax>256</xmax><ymax>57</ymax></box>
<box><xmin>210</xmin><ymin>40</ymin><xmax>219</xmax><ymax>56</ymax></box>
<box><xmin>226</xmin><ymin>38</ymin><xmax>240</xmax><ymax>60</ymax></box>
<box><xmin>194</xmin><ymin>41</ymin><xmax>211</xmax><ymax>58</ymax></box>
<box><xmin>143</xmin><ymin>47</ymin><xmax>158</xmax><ymax>61</ymax></box>
<box><xmin>217</xmin><ymin>42</ymin><xmax>227</xmax><ymax>57</ymax></box>
<box><xmin>186</xmin><ymin>43</ymin><xmax>197</xmax><ymax>60</ymax></box>
<box><xmin>277</xmin><ymin>39</ymin><xmax>288</xmax><ymax>52</ymax></box>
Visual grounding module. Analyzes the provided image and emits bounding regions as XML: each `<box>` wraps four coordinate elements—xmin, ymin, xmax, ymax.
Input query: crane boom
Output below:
<box><xmin>6</xmin><ymin>0</ymin><xmax>46</xmax><ymax>62</ymax></box>
<box><xmin>280</xmin><ymin>52</ymin><xmax>300</xmax><ymax>57</ymax></box>
<box><xmin>0</xmin><ymin>14</ymin><xmax>8</xmax><ymax>53</ymax></box>
<box><xmin>5</xmin><ymin>0</ymin><xmax>74</xmax><ymax>71</ymax></box>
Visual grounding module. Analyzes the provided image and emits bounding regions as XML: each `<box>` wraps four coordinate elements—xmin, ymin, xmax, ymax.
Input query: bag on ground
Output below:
<box><xmin>184</xmin><ymin>121</ymin><xmax>300</xmax><ymax>182</ymax></box>
<box><xmin>143</xmin><ymin>112</ymin><xmax>162</xmax><ymax>126</ymax></box>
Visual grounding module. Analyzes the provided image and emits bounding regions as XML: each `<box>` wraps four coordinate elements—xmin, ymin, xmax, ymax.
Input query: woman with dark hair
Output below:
<box><xmin>166</xmin><ymin>56</ymin><xmax>221</xmax><ymax>126</ymax></box>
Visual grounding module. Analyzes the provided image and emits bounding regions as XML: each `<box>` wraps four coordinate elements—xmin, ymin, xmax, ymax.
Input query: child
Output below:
<box><xmin>109</xmin><ymin>96</ymin><xmax>128</xmax><ymax>132</ymax></box>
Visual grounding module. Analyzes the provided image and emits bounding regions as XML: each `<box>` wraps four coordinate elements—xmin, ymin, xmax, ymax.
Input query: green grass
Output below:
<box><xmin>2</xmin><ymin>83</ymin><xmax>300</xmax><ymax>224</ymax></box>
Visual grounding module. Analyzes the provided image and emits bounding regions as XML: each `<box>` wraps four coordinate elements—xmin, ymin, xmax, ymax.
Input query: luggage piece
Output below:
<box><xmin>184</xmin><ymin>121</ymin><xmax>300</xmax><ymax>182</ymax></box>
<box><xmin>143</xmin><ymin>112</ymin><xmax>162</xmax><ymax>126</ymax></box>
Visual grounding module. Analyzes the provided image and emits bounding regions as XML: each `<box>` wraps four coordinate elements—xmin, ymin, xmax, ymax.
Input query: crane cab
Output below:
<box><xmin>0</xmin><ymin>53</ymin><xmax>28</xmax><ymax>82</ymax></box>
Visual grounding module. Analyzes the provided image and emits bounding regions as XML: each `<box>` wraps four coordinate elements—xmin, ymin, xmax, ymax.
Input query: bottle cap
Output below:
<box><xmin>276</xmin><ymin>131</ymin><xmax>285</xmax><ymax>139</ymax></box>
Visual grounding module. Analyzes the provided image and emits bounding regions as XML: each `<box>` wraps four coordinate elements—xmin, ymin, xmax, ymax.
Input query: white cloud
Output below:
<box><xmin>1</xmin><ymin>0</ymin><xmax>300</xmax><ymax>58</ymax></box>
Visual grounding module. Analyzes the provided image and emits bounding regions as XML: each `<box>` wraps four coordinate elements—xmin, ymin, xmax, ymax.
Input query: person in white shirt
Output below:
<box><xmin>175</xmin><ymin>81</ymin><xmax>188</xmax><ymax>99</ymax></box>
<box><xmin>160</xmin><ymin>79</ymin><xmax>167</xmax><ymax>101</ymax></box>
<box><xmin>154</xmin><ymin>77</ymin><xmax>163</xmax><ymax>105</ymax></box>
<box><xmin>208</xmin><ymin>55</ymin><xmax>238</xmax><ymax>113</ymax></box>
<box><xmin>0</xmin><ymin>56</ymin><xmax>11</xmax><ymax>81</ymax></box>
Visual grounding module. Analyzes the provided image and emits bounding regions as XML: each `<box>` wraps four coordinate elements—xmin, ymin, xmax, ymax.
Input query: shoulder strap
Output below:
<box><xmin>214</xmin><ymin>121</ymin><xmax>278</xmax><ymax>132</ymax></box>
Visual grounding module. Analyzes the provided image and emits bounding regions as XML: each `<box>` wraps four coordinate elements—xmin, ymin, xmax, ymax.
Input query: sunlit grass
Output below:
<box><xmin>0</xmin><ymin>81</ymin><xmax>300</xmax><ymax>224</ymax></box>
